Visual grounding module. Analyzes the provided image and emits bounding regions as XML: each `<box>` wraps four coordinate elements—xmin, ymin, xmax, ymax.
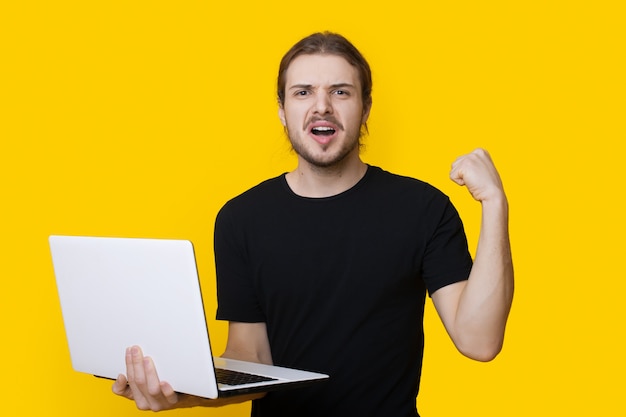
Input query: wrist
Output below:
<box><xmin>480</xmin><ymin>193</ymin><xmax>509</xmax><ymax>219</ymax></box>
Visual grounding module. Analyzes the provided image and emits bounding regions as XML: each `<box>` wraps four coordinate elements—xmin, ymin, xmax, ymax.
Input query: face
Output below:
<box><xmin>279</xmin><ymin>54</ymin><xmax>371</xmax><ymax>169</ymax></box>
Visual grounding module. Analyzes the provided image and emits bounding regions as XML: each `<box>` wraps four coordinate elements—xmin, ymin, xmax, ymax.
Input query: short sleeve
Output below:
<box><xmin>214</xmin><ymin>203</ymin><xmax>266</xmax><ymax>323</ymax></box>
<box><xmin>421</xmin><ymin>199</ymin><xmax>473</xmax><ymax>296</ymax></box>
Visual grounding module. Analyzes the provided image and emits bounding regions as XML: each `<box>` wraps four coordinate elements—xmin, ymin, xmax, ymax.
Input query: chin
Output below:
<box><xmin>303</xmin><ymin>149</ymin><xmax>355</xmax><ymax>169</ymax></box>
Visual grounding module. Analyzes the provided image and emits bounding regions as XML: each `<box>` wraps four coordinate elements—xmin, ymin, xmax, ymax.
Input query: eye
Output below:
<box><xmin>294</xmin><ymin>90</ymin><xmax>310</xmax><ymax>97</ymax></box>
<box><xmin>333</xmin><ymin>89</ymin><xmax>350</xmax><ymax>96</ymax></box>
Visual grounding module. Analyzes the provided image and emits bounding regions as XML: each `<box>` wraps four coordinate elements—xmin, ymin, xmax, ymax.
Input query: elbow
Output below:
<box><xmin>455</xmin><ymin>338</ymin><xmax>503</xmax><ymax>362</ymax></box>
<box><xmin>450</xmin><ymin>318</ymin><xmax>511</xmax><ymax>362</ymax></box>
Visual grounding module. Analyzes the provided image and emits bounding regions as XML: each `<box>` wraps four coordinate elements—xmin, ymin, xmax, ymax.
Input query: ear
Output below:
<box><xmin>361</xmin><ymin>98</ymin><xmax>372</xmax><ymax>125</ymax></box>
<box><xmin>278</xmin><ymin>107</ymin><xmax>286</xmax><ymax>126</ymax></box>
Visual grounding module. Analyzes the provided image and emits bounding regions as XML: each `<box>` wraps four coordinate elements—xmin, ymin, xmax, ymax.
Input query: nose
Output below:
<box><xmin>313</xmin><ymin>93</ymin><xmax>333</xmax><ymax>115</ymax></box>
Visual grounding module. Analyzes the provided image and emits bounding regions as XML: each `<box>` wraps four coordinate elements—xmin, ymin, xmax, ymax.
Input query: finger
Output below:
<box><xmin>143</xmin><ymin>356</ymin><xmax>165</xmax><ymax>397</ymax></box>
<box><xmin>130</xmin><ymin>346</ymin><xmax>148</xmax><ymax>388</ymax></box>
<box><xmin>133</xmin><ymin>348</ymin><xmax>176</xmax><ymax>410</ymax></box>
<box><xmin>451</xmin><ymin>149</ymin><xmax>504</xmax><ymax>202</ymax></box>
<box><xmin>127</xmin><ymin>346</ymin><xmax>150</xmax><ymax>409</ymax></box>
<box><xmin>449</xmin><ymin>159</ymin><xmax>467</xmax><ymax>186</ymax></box>
<box><xmin>449</xmin><ymin>165</ymin><xmax>465</xmax><ymax>184</ymax></box>
<box><xmin>112</xmin><ymin>373</ymin><xmax>132</xmax><ymax>398</ymax></box>
<box><xmin>450</xmin><ymin>149</ymin><xmax>484</xmax><ymax>180</ymax></box>
<box><xmin>144</xmin><ymin>356</ymin><xmax>179</xmax><ymax>407</ymax></box>
<box><xmin>125</xmin><ymin>346</ymin><xmax>134</xmax><ymax>383</ymax></box>
<box><xmin>160</xmin><ymin>381</ymin><xmax>179</xmax><ymax>405</ymax></box>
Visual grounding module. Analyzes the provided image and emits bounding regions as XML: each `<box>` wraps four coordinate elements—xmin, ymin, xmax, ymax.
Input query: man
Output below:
<box><xmin>113</xmin><ymin>32</ymin><xmax>514</xmax><ymax>416</ymax></box>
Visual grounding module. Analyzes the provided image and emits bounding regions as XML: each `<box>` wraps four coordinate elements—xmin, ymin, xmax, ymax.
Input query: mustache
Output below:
<box><xmin>305</xmin><ymin>116</ymin><xmax>344</xmax><ymax>131</ymax></box>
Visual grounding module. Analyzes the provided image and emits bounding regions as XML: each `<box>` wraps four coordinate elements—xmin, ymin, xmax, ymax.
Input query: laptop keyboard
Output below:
<box><xmin>215</xmin><ymin>368</ymin><xmax>278</xmax><ymax>386</ymax></box>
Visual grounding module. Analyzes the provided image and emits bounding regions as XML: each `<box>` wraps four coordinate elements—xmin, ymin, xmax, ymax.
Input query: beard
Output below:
<box><xmin>286</xmin><ymin>123</ymin><xmax>363</xmax><ymax>169</ymax></box>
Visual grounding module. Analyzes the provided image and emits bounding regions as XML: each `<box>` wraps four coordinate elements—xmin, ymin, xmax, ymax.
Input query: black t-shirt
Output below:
<box><xmin>215</xmin><ymin>166</ymin><xmax>472</xmax><ymax>417</ymax></box>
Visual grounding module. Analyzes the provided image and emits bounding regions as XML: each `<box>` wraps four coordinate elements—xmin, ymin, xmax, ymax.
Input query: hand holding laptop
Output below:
<box><xmin>112</xmin><ymin>346</ymin><xmax>179</xmax><ymax>411</ymax></box>
<box><xmin>112</xmin><ymin>345</ymin><xmax>264</xmax><ymax>411</ymax></box>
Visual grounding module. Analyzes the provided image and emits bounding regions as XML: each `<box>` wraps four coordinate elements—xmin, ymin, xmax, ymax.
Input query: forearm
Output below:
<box><xmin>173</xmin><ymin>322</ymin><xmax>273</xmax><ymax>408</ymax></box>
<box><xmin>168</xmin><ymin>322</ymin><xmax>272</xmax><ymax>408</ymax></box>
<box><xmin>454</xmin><ymin>196</ymin><xmax>514</xmax><ymax>360</ymax></box>
<box><xmin>221</xmin><ymin>321</ymin><xmax>274</xmax><ymax>365</ymax></box>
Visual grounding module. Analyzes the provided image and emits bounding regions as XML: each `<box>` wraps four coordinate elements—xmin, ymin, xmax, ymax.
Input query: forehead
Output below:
<box><xmin>285</xmin><ymin>54</ymin><xmax>361</xmax><ymax>89</ymax></box>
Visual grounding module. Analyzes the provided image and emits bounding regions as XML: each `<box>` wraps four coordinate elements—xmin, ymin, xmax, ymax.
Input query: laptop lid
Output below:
<box><xmin>49</xmin><ymin>235</ymin><xmax>328</xmax><ymax>399</ymax></box>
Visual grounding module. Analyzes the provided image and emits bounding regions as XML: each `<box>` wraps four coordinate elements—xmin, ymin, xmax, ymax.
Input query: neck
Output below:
<box><xmin>285</xmin><ymin>154</ymin><xmax>367</xmax><ymax>198</ymax></box>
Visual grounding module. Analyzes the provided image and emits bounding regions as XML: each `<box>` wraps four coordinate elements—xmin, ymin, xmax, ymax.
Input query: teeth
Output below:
<box><xmin>312</xmin><ymin>126</ymin><xmax>334</xmax><ymax>131</ymax></box>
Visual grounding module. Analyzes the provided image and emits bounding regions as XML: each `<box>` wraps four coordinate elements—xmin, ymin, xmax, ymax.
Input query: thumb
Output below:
<box><xmin>112</xmin><ymin>374</ymin><xmax>133</xmax><ymax>398</ymax></box>
<box><xmin>449</xmin><ymin>161</ymin><xmax>467</xmax><ymax>187</ymax></box>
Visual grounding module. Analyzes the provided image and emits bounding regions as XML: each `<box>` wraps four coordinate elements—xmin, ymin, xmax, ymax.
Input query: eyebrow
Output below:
<box><xmin>288</xmin><ymin>83</ymin><xmax>357</xmax><ymax>90</ymax></box>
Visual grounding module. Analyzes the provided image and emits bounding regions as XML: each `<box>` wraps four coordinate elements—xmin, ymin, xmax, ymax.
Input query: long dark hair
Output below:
<box><xmin>277</xmin><ymin>32</ymin><xmax>373</xmax><ymax>111</ymax></box>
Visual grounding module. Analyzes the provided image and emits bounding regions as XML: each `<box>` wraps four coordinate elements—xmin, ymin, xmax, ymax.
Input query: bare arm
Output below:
<box><xmin>112</xmin><ymin>322</ymin><xmax>272</xmax><ymax>411</ymax></box>
<box><xmin>431</xmin><ymin>148</ymin><xmax>514</xmax><ymax>362</ymax></box>
<box><xmin>222</xmin><ymin>321</ymin><xmax>273</xmax><ymax>364</ymax></box>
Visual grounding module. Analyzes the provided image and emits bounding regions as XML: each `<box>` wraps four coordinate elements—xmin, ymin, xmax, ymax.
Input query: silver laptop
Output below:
<box><xmin>49</xmin><ymin>235</ymin><xmax>328</xmax><ymax>399</ymax></box>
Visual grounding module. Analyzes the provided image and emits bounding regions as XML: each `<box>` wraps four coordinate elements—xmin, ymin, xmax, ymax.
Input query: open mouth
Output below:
<box><xmin>311</xmin><ymin>126</ymin><xmax>336</xmax><ymax>137</ymax></box>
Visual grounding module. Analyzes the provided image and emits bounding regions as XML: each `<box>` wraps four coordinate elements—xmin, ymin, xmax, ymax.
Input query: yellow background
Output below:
<box><xmin>1</xmin><ymin>1</ymin><xmax>624</xmax><ymax>415</ymax></box>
